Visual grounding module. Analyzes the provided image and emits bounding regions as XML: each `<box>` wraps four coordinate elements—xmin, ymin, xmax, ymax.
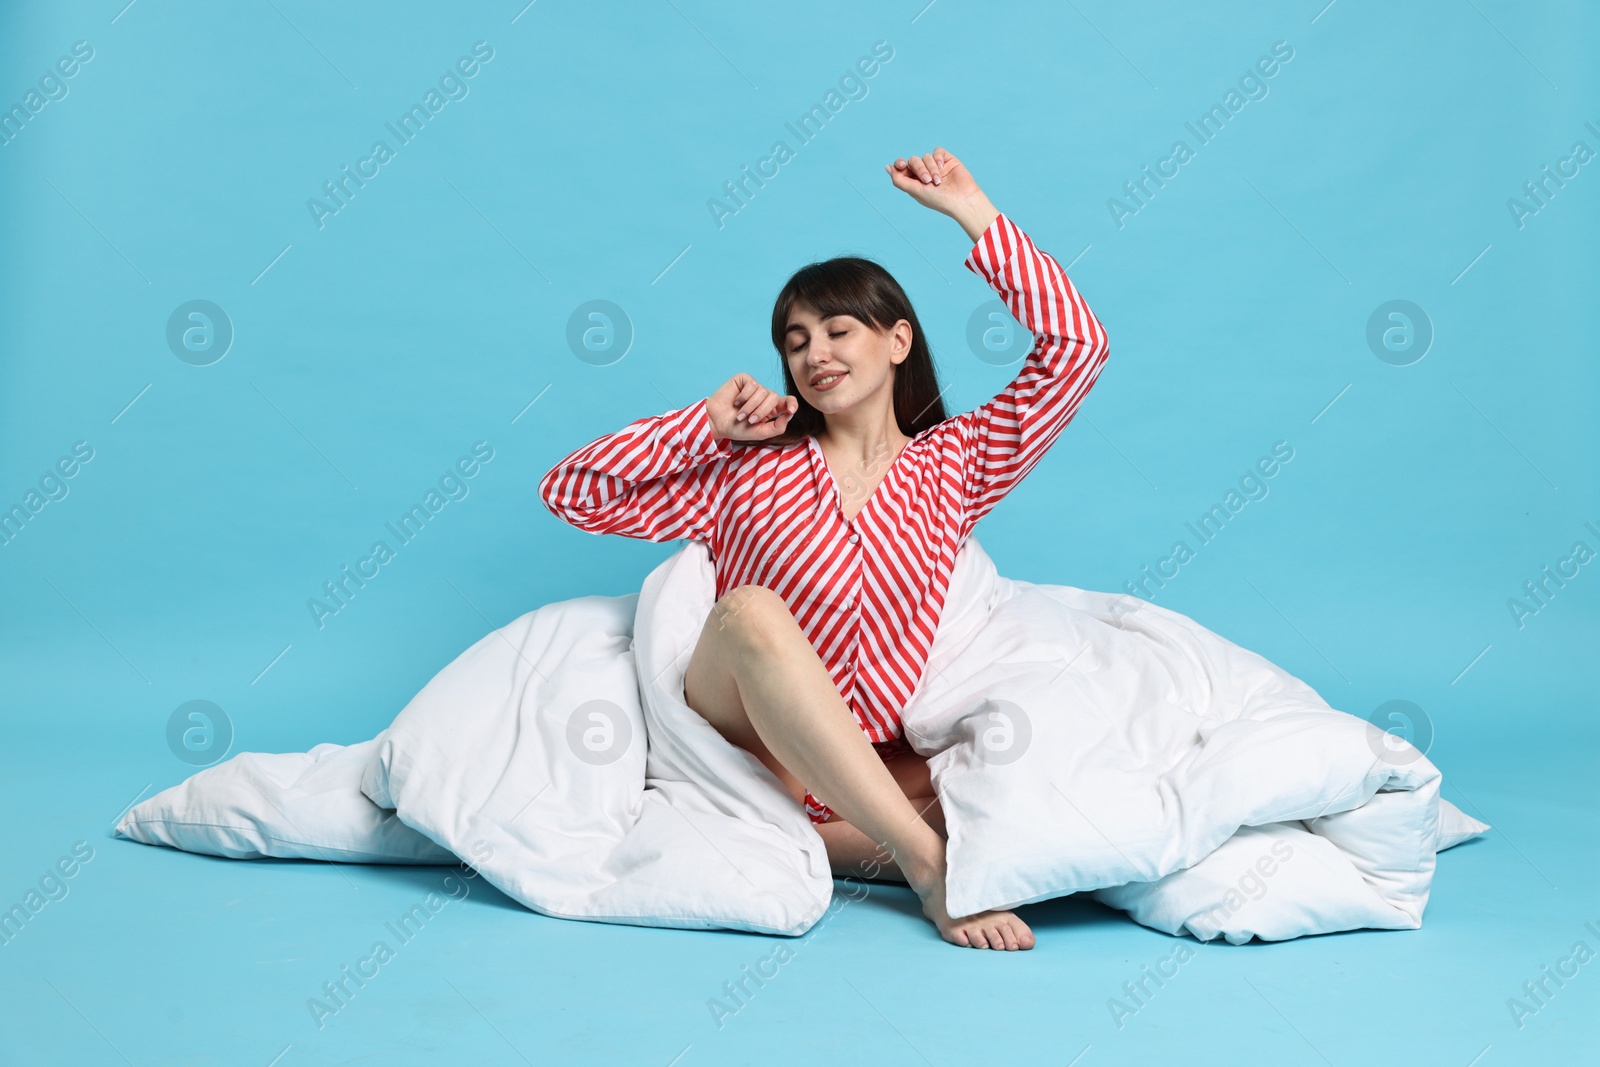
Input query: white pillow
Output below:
<box><xmin>113</xmin><ymin>735</ymin><xmax>457</xmax><ymax>864</ymax></box>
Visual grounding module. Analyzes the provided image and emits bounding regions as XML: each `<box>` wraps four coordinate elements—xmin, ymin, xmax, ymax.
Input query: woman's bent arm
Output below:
<box><xmin>538</xmin><ymin>397</ymin><xmax>733</xmax><ymax>543</ymax></box>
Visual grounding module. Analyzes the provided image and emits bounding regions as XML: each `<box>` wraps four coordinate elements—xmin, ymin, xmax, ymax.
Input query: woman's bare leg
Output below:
<box><xmin>816</xmin><ymin>793</ymin><xmax>941</xmax><ymax>881</ymax></box>
<box><xmin>682</xmin><ymin>584</ymin><xmax>1034</xmax><ymax>950</ymax></box>
<box><xmin>819</xmin><ymin>749</ymin><xmax>946</xmax><ymax>881</ymax></box>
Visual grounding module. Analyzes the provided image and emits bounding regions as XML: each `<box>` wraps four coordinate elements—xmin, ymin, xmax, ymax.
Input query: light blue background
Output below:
<box><xmin>2</xmin><ymin>1</ymin><xmax>1595</xmax><ymax>1064</ymax></box>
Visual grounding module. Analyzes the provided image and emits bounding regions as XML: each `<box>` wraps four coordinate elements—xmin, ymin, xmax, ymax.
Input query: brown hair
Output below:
<box><xmin>754</xmin><ymin>255</ymin><xmax>949</xmax><ymax>448</ymax></box>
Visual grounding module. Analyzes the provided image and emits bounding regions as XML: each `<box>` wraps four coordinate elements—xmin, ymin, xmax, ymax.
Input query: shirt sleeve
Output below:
<box><xmin>538</xmin><ymin>396</ymin><xmax>733</xmax><ymax>544</ymax></box>
<box><xmin>950</xmin><ymin>211</ymin><xmax>1111</xmax><ymax>540</ymax></box>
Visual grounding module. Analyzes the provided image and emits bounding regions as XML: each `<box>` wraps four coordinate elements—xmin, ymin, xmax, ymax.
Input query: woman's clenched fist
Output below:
<box><xmin>706</xmin><ymin>373</ymin><xmax>798</xmax><ymax>442</ymax></box>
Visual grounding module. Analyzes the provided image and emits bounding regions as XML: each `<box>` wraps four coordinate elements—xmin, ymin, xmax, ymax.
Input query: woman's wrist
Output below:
<box><xmin>949</xmin><ymin>194</ymin><xmax>1000</xmax><ymax>244</ymax></box>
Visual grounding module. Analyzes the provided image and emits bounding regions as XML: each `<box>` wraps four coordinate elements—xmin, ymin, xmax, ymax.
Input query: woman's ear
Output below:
<box><xmin>890</xmin><ymin>319</ymin><xmax>913</xmax><ymax>364</ymax></box>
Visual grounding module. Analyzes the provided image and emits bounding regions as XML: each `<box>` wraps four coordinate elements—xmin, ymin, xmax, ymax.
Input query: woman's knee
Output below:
<box><xmin>709</xmin><ymin>584</ymin><xmax>792</xmax><ymax>651</ymax></box>
<box><xmin>685</xmin><ymin>586</ymin><xmax>787</xmax><ymax>739</ymax></box>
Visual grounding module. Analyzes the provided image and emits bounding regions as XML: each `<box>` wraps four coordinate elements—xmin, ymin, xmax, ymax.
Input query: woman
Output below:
<box><xmin>540</xmin><ymin>147</ymin><xmax>1110</xmax><ymax>950</ymax></box>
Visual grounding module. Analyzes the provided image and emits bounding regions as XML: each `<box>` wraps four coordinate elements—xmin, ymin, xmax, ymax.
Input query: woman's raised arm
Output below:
<box><xmin>950</xmin><ymin>211</ymin><xmax>1110</xmax><ymax>538</ymax></box>
<box><xmin>887</xmin><ymin>148</ymin><xmax>1112</xmax><ymax>539</ymax></box>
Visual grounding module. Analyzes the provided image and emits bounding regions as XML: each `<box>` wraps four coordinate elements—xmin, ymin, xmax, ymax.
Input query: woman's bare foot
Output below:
<box><xmin>908</xmin><ymin>857</ymin><xmax>1035</xmax><ymax>950</ymax></box>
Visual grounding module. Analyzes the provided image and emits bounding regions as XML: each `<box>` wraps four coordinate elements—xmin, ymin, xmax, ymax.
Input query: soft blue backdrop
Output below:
<box><xmin>2</xmin><ymin>1</ymin><xmax>1595</xmax><ymax>1064</ymax></box>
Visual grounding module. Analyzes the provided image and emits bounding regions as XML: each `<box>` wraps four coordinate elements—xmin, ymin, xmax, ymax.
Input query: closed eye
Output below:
<box><xmin>788</xmin><ymin>328</ymin><xmax>849</xmax><ymax>354</ymax></box>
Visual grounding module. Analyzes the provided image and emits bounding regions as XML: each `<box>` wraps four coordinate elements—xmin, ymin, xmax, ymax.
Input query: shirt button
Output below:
<box><xmin>848</xmin><ymin>532</ymin><xmax>860</xmax><ymax>544</ymax></box>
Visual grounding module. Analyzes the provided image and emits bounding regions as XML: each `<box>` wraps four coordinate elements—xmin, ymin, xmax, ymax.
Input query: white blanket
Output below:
<box><xmin>116</xmin><ymin>536</ymin><xmax>1487</xmax><ymax>943</ymax></box>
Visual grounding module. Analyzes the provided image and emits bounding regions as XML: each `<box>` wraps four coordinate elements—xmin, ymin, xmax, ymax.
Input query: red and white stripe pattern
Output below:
<box><xmin>539</xmin><ymin>211</ymin><xmax>1110</xmax><ymax>822</ymax></box>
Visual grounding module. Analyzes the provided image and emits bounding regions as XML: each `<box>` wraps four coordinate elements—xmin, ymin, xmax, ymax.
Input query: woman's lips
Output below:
<box><xmin>812</xmin><ymin>371</ymin><xmax>846</xmax><ymax>391</ymax></box>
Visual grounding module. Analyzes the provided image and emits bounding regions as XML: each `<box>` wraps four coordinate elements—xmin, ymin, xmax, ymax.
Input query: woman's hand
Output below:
<box><xmin>885</xmin><ymin>147</ymin><xmax>982</xmax><ymax>214</ymax></box>
<box><xmin>885</xmin><ymin>147</ymin><xmax>999</xmax><ymax>243</ymax></box>
<box><xmin>706</xmin><ymin>373</ymin><xmax>798</xmax><ymax>442</ymax></box>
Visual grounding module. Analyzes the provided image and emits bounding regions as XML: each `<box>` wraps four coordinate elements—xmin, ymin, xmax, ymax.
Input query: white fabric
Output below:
<box><xmin>358</xmin><ymin>567</ymin><xmax>833</xmax><ymax>935</ymax></box>
<box><xmin>897</xmin><ymin>546</ymin><xmax>1490</xmax><ymax>939</ymax></box>
<box><xmin>113</xmin><ymin>738</ymin><xmax>456</xmax><ymax>864</ymax></box>
<box><xmin>115</xmin><ymin>536</ymin><xmax>1487</xmax><ymax>941</ymax></box>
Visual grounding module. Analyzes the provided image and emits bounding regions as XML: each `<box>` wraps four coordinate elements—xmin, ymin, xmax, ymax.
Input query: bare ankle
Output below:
<box><xmin>899</xmin><ymin>849</ymin><xmax>946</xmax><ymax>899</ymax></box>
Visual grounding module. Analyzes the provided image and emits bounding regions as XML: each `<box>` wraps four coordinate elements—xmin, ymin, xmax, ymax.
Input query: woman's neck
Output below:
<box><xmin>817</xmin><ymin>415</ymin><xmax>912</xmax><ymax>467</ymax></box>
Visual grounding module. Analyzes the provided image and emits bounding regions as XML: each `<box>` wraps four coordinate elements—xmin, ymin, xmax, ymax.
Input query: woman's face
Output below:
<box><xmin>783</xmin><ymin>303</ymin><xmax>911</xmax><ymax>416</ymax></box>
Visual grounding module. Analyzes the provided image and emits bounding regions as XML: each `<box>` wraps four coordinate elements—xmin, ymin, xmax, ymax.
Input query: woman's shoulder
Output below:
<box><xmin>910</xmin><ymin>416</ymin><xmax>965</xmax><ymax>450</ymax></box>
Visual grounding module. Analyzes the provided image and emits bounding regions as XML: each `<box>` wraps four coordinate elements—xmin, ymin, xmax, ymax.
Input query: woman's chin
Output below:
<box><xmin>807</xmin><ymin>390</ymin><xmax>850</xmax><ymax>411</ymax></box>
